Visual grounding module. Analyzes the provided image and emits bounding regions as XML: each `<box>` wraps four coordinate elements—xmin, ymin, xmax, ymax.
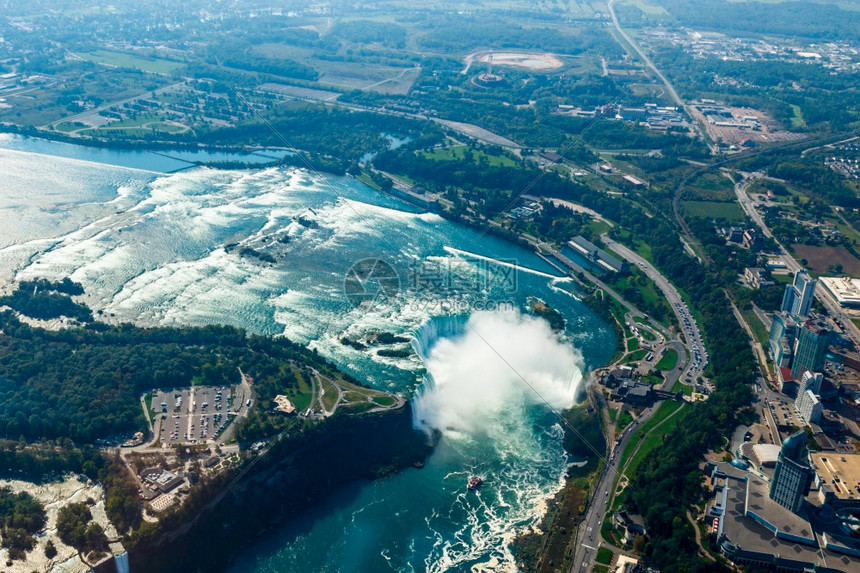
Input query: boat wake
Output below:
<box><xmin>411</xmin><ymin>311</ymin><xmax>584</xmax><ymax>572</ymax></box>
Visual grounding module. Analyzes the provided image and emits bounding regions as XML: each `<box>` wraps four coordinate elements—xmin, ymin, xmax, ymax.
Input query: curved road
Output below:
<box><xmin>601</xmin><ymin>234</ymin><xmax>707</xmax><ymax>380</ymax></box>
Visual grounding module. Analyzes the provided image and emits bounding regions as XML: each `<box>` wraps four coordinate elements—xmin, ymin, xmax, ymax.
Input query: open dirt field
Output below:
<box><xmin>792</xmin><ymin>244</ymin><xmax>860</xmax><ymax>276</ymax></box>
<box><xmin>475</xmin><ymin>51</ymin><xmax>564</xmax><ymax>70</ymax></box>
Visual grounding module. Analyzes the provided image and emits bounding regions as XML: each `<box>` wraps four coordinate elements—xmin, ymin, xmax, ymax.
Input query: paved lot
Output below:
<box><xmin>155</xmin><ymin>385</ymin><xmax>240</xmax><ymax>446</ymax></box>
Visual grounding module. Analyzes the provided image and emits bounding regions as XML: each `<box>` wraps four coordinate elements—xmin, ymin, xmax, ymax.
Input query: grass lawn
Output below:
<box><xmin>742</xmin><ymin>309</ymin><xmax>770</xmax><ymax>348</ymax></box>
<box><xmin>596</xmin><ymin>547</ymin><xmax>614</xmax><ymax>565</ymax></box>
<box><xmin>622</xmin><ymin>349</ymin><xmax>648</xmax><ymax>364</ymax></box>
<box><xmin>372</xmin><ymin>395</ymin><xmax>396</xmax><ymax>407</ymax></box>
<box><xmin>79</xmin><ymin>49</ymin><xmax>184</xmax><ymax>74</ymax></box>
<box><xmin>682</xmin><ymin>200</ymin><xmax>746</xmax><ymax>222</ymax></box>
<box><xmin>321</xmin><ymin>380</ymin><xmax>340</xmax><ymax>411</ymax></box>
<box><xmin>420</xmin><ymin>144</ymin><xmax>517</xmax><ymax>167</ymax></box>
<box><xmin>655</xmin><ymin>349</ymin><xmax>678</xmax><ymax>371</ymax></box>
<box><xmin>686</xmin><ymin>172</ymin><xmax>735</xmax><ymax>201</ymax></box>
<box><xmin>633</xmin><ymin>239</ymin><xmax>654</xmax><ymax>263</ymax></box>
<box><xmin>789</xmin><ymin>104</ymin><xmax>807</xmax><ymax>129</ymax></box>
<box><xmin>627</xmin><ymin>337</ymin><xmax>640</xmax><ymax>352</ymax></box>
<box><xmin>615</xmin><ymin>409</ymin><xmax>634</xmax><ymax>432</ymax></box>
<box><xmin>287</xmin><ymin>366</ymin><xmax>313</xmax><ymax>411</ymax></box>
<box><xmin>356</xmin><ymin>171</ymin><xmax>383</xmax><ymax>191</ymax></box>
<box><xmin>626</xmin><ymin>405</ymin><xmax>688</xmax><ymax>476</ymax></box>
<box><xmin>618</xmin><ymin>401</ymin><xmax>684</xmax><ymax>471</ymax></box>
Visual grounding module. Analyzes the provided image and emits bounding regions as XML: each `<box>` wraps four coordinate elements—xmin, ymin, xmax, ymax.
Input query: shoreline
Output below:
<box><xmin>3</xmin><ymin>136</ymin><xmax>615</xmax><ymax>571</ymax></box>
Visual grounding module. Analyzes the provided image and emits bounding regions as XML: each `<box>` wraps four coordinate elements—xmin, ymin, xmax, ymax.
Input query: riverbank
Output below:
<box><xmin>130</xmin><ymin>403</ymin><xmax>433</xmax><ymax>572</ymax></box>
<box><xmin>514</xmin><ymin>392</ymin><xmax>607</xmax><ymax>572</ymax></box>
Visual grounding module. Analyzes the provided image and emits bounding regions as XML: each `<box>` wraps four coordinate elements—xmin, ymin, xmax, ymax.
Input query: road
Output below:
<box><xmin>43</xmin><ymin>81</ymin><xmax>187</xmax><ymax>130</ymax></box>
<box><xmin>734</xmin><ymin>172</ymin><xmax>860</xmax><ymax>348</ymax></box>
<box><xmin>607</xmin><ymin>0</ymin><xmax>681</xmax><ymax>107</ymax></box>
<box><xmin>569</xmin><ymin>409</ymin><xmax>649</xmax><ymax>573</ymax></box>
<box><xmin>601</xmin><ymin>234</ymin><xmax>708</xmax><ymax>381</ymax></box>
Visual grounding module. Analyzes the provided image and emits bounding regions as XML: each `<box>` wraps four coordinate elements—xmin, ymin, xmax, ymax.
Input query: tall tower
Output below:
<box><xmin>781</xmin><ymin>270</ymin><xmax>817</xmax><ymax>318</ymax></box>
<box><xmin>488</xmin><ymin>51</ymin><xmax>494</xmax><ymax>76</ymax></box>
<box><xmin>791</xmin><ymin>319</ymin><xmax>830</xmax><ymax>379</ymax></box>
<box><xmin>769</xmin><ymin>431</ymin><xmax>813</xmax><ymax>513</ymax></box>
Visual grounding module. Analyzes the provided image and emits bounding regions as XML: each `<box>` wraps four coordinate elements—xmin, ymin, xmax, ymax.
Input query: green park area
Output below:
<box><xmin>419</xmin><ymin>143</ymin><xmax>518</xmax><ymax>167</ymax></box>
<box><xmin>655</xmin><ymin>349</ymin><xmax>678</xmax><ymax>371</ymax></box>
<box><xmin>78</xmin><ymin>49</ymin><xmax>185</xmax><ymax>74</ymax></box>
<box><xmin>681</xmin><ymin>200</ymin><xmax>746</xmax><ymax>222</ymax></box>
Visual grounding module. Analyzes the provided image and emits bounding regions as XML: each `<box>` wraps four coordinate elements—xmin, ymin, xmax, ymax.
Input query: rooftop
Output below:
<box><xmin>810</xmin><ymin>453</ymin><xmax>860</xmax><ymax>502</ymax></box>
<box><xmin>820</xmin><ymin>276</ymin><xmax>860</xmax><ymax>306</ymax></box>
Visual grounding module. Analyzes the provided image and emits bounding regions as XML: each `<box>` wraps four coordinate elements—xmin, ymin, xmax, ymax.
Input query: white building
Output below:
<box><xmin>820</xmin><ymin>276</ymin><xmax>860</xmax><ymax>308</ymax></box>
<box><xmin>795</xmin><ymin>389</ymin><xmax>823</xmax><ymax>424</ymax></box>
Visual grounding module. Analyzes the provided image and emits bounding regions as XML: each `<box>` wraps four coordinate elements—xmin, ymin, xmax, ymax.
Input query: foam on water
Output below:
<box><xmin>411</xmin><ymin>311</ymin><xmax>584</xmax><ymax>571</ymax></box>
<box><xmin>1</xmin><ymin>142</ymin><xmax>616</xmax><ymax>572</ymax></box>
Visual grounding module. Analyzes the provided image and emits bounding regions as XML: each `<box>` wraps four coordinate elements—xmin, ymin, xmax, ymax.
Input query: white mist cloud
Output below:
<box><xmin>414</xmin><ymin>310</ymin><xmax>584</xmax><ymax>435</ymax></box>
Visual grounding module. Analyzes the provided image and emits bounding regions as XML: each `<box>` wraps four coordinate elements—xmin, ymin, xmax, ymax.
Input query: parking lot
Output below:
<box><xmin>674</xmin><ymin>301</ymin><xmax>708</xmax><ymax>374</ymax></box>
<box><xmin>155</xmin><ymin>385</ymin><xmax>241</xmax><ymax>446</ymax></box>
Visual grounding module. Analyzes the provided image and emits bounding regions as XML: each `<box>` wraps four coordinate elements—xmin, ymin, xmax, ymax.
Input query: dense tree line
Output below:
<box><xmin>330</xmin><ymin>20</ymin><xmax>407</xmax><ymax>49</ymax></box>
<box><xmin>56</xmin><ymin>502</ymin><xmax>108</xmax><ymax>555</ymax></box>
<box><xmin>0</xmin><ymin>283</ymin><xmax>93</xmax><ymax>322</ymax></box>
<box><xmin>0</xmin><ymin>291</ymin><xmax>360</xmax><ymax>443</ymax></box>
<box><xmin>0</xmin><ymin>487</ymin><xmax>46</xmax><ymax>560</ymax></box>
<box><xmin>650</xmin><ymin>0</ymin><xmax>860</xmax><ymax>42</ymax></box>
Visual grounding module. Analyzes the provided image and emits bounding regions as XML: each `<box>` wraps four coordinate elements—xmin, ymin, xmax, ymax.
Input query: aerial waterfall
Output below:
<box><xmin>115</xmin><ymin>552</ymin><xmax>130</xmax><ymax>573</ymax></box>
<box><xmin>411</xmin><ymin>310</ymin><xmax>584</xmax><ymax>435</ymax></box>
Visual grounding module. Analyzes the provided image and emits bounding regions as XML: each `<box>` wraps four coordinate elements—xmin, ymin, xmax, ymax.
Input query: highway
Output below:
<box><xmin>734</xmin><ymin>172</ymin><xmax>860</xmax><ymax>347</ymax></box>
<box><xmin>601</xmin><ymin>234</ymin><xmax>708</xmax><ymax>381</ymax></box>
<box><xmin>607</xmin><ymin>0</ymin><xmax>681</xmax><ymax>107</ymax></box>
<box><xmin>568</xmin><ymin>407</ymin><xmax>652</xmax><ymax>573</ymax></box>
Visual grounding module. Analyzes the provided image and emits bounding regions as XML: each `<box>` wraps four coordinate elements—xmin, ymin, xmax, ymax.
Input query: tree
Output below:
<box><xmin>632</xmin><ymin>534</ymin><xmax>646</xmax><ymax>554</ymax></box>
<box><xmin>56</xmin><ymin>503</ymin><xmax>92</xmax><ymax>551</ymax></box>
<box><xmin>44</xmin><ymin>539</ymin><xmax>57</xmax><ymax>559</ymax></box>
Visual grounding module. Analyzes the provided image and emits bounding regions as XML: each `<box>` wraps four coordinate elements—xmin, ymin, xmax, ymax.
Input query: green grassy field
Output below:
<box><xmin>420</xmin><ymin>144</ymin><xmax>518</xmax><ymax>167</ymax></box>
<box><xmin>741</xmin><ymin>309</ymin><xmax>770</xmax><ymax>348</ymax></box>
<box><xmin>79</xmin><ymin>49</ymin><xmax>184</xmax><ymax>74</ymax></box>
<box><xmin>596</xmin><ymin>546</ymin><xmax>614</xmax><ymax>565</ymax></box>
<box><xmin>686</xmin><ymin>172</ymin><xmax>736</xmax><ymax>201</ymax></box>
<box><xmin>655</xmin><ymin>349</ymin><xmax>678</xmax><ymax>371</ymax></box>
<box><xmin>622</xmin><ymin>349</ymin><xmax>648</xmax><ymax>364</ymax></box>
<box><xmin>618</xmin><ymin>401</ymin><xmax>685</xmax><ymax>472</ymax></box>
<box><xmin>682</xmin><ymin>200</ymin><xmax>746</xmax><ymax>222</ymax></box>
<box><xmin>625</xmin><ymin>404</ymin><xmax>688</xmax><ymax>476</ymax></box>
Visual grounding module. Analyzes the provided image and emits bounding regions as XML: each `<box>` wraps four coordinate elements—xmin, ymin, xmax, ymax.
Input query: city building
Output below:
<box><xmin>569</xmin><ymin>236</ymin><xmax>628</xmax><ymax>273</ymax></box>
<box><xmin>743</xmin><ymin>267</ymin><xmax>773</xmax><ymax>289</ymax></box>
<box><xmin>820</xmin><ymin>276</ymin><xmax>860</xmax><ymax>308</ymax></box>
<box><xmin>738</xmin><ymin>442</ymin><xmax>781</xmax><ymax>469</ymax></box>
<box><xmin>618</xmin><ymin>106</ymin><xmax>648</xmax><ymax>121</ymax></box>
<box><xmin>781</xmin><ymin>270</ymin><xmax>817</xmax><ymax>317</ymax></box>
<box><xmin>795</xmin><ymin>389</ymin><xmax>823</xmax><ymax>424</ymax></box>
<box><xmin>768</xmin><ymin>311</ymin><xmax>801</xmax><ymax>368</ymax></box>
<box><xmin>622</xmin><ymin>174</ymin><xmax>645</xmax><ymax>188</ymax></box>
<box><xmin>809</xmin><ymin>453</ymin><xmax>860</xmax><ymax>509</ymax></box>
<box><xmin>800</xmin><ymin>371</ymin><xmax>824</xmax><ymax>395</ymax></box>
<box><xmin>769</xmin><ymin>432</ymin><xmax>814</xmax><ymax>513</ymax></box>
<box><xmin>791</xmin><ymin>319</ymin><xmax>831</xmax><ymax>379</ymax></box>
<box><xmin>742</xmin><ymin>229</ymin><xmax>760</xmax><ymax>250</ymax></box>
<box><xmin>709</xmin><ymin>463</ymin><xmax>845</xmax><ymax>572</ymax></box>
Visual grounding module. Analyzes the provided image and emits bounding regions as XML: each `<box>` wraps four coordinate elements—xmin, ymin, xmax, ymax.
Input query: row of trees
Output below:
<box><xmin>0</xmin><ymin>287</ymin><xmax>360</xmax><ymax>444</ymax></box>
